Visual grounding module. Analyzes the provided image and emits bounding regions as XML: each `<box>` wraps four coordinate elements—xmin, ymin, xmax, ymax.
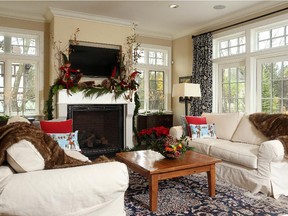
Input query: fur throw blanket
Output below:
<box><xmin>249</xmin><ymin>113</ymin><xmax>288</xmax><ymax>155</ymax></box>
<box><xmin>0</xmin><ymin>122</ymin><xmax>95</xmax><ymax>169</ymax></box>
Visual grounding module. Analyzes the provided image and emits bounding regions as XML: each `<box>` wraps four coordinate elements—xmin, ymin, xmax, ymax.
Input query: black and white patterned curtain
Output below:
<box><xmin>190</xmin><ymin>32</ymin><xmax>213</xmax><ymax>116</ymax></box>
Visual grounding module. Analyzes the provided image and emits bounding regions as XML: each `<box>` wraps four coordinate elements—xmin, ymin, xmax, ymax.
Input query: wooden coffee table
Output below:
<box><xmin>116</xmin><ymin>150</ymin><xmax>221</xmax><ymax>211</ymax></box>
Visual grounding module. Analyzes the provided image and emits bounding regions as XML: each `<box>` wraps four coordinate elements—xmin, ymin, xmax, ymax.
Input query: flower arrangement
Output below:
<box><xmin>137</xmin><ymin>126</ymin><xmax>192</xmax><ymax>158</ymax></box>
<box><xmin>158</xmin><ymin>135</ymin><xmax>190</xmax><ymax>159</ymax></box>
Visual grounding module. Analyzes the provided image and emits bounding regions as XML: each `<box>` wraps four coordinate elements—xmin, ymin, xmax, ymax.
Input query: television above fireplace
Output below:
<box><xmin>69</xmin><ymin>41</ymin><xmax>121</xmax><ymax>78</ymax></box>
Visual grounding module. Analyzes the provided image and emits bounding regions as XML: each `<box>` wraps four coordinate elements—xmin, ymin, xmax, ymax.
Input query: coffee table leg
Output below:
<box><xmin>207</xmin><ymin>164</ymin><xmax>216</xmax><ymax>197</ymax></box>
<box><xmin>149</xmin><ymin>175</ymin><xmax>158</xmax><ymax>211</ymax></box>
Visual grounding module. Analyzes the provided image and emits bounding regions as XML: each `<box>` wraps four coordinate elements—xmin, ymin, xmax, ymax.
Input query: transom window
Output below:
<box><xmin>137</xmin><ymin>48</ymin><xmax>168</xmax><ymax>67</ymax></box>
<box><xmin>257</xmin><ymin>25</ymin><xmax>288</xmax><ymax>50</ymax></box>
<box><xmin>218</xmin><ymin>34</ymin><xmax>246</xmax><ymax>57</ymax></box>
<box><xmin>0</xmin><ymin>35</ymin><xmax>38</xmax><ymax>55</ymax></box>
<box><xmin>0</xmin><ymin>27</ymin><xmax>43</xmax><ymax>117</ymax></box>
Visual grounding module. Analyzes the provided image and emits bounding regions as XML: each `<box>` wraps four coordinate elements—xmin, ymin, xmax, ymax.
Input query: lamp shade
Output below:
<box><xmin>172</xmin><ymin>83</ymin><xmax>201</xmax><ymax>97</ymax></box>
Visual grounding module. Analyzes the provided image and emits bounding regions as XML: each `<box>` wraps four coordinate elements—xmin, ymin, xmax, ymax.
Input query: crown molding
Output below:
<box><xmin>0</xmin><ymin>10</ymin><xmax>46</xmax><ymax>23</ymax></box>
<box><xmin>137</xmin><ymin>30</ymin><xmax>173</xmax><ymax>41</ymax></box>
<box><xmin>46</xmin><ymin>7</ymin><xmax>133</xmax><ymax>27</ymax></box>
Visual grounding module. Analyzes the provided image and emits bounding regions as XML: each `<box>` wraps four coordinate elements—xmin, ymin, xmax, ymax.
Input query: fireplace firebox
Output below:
<box><xmin>67</xmin><ymin>104</ymin><xmax>124</xmax><ymax>159</ymax></box>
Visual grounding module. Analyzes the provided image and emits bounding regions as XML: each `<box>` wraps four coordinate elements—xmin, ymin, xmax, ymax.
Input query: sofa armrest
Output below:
<box><xmin>169</xmin><ymin>126</ymin><xmax>184</xmax><ymax>140</ymax></box>
<box><xmin>258</xmin><ymin>140</ymin><xmax>285</xmax><ymax>162</ymax></box>
<box><xmin>258</xmin><ymin>140</ymin><xmax>285</xmax><ymax>177</ymax></box>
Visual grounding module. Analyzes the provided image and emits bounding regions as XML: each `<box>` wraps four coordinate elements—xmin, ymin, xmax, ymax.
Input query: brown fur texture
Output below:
<box><xmin>0</xmin><ymin>122</ymin><xmax>111</xmax><ymax>169</ymax></box>
<box><xmin>249</xmin><ymin>113</ymin><xmax>288</xmax><ymax>155</ymax></box>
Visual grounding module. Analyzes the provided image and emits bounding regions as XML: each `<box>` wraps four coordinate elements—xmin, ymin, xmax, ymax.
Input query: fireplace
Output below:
<box><xmin>67</xmin><ymin>104</ymin><xmax>124</xmax><ymax>158</ymax></box>
<box><xmin>56</xmin><ymin>89</ymin><xmax>135</xmax><ymax>152</ymax></box>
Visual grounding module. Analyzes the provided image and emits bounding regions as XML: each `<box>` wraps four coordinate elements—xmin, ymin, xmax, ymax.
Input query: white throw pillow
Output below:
<box><xmin>231</xmin><ymin>115</ymin><xmax>269</xmax><ymax>145</ymax></box>
<box><xmin>202</xmin><ymin>112</ymin><xmax>244</xmax><ymax>140</ymax></box>
<box><xmin>6</xmin><ymin>140</ymin><xmax>44</xmax><ymax>173</ymax></box>
<box><xmin>64</xmin><ymin>150</ymin><xmax>91</xmax><ymax>162</ymax></box>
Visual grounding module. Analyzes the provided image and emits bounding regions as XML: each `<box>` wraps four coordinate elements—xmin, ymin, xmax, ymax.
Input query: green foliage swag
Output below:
<box><xmin>44</xmin><ymin>84</ymin><xmax>140</xmax><ymax>135</ymax></box>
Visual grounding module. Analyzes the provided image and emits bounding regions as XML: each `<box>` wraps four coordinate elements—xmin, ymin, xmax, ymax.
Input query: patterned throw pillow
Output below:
<box><xmin>189</xmin><ymin>124</ymin><xmax>217</xmax><ymax>139</ymax></box>
<box><xmin>49</xmin><ymin>131</ymin><xmax>81</xmax><ymax>151</ymax></box>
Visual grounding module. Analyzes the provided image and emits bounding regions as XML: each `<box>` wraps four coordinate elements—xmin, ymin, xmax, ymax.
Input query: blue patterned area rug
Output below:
<box><xmin>124</xmin><ymin>171</ymin><xmax>288</xmax><ymax>216</ymax></box>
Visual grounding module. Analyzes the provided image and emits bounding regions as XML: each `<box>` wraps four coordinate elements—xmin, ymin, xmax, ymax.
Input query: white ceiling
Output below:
<box><xmin>0</xmin><ymin>1</ymin><xmax>287</xmax><ymax>39</ymax></box>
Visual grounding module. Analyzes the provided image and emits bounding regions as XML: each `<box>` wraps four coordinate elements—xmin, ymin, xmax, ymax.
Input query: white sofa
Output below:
<box><xmin>0</xmin><ymin>117</ymin><xmax>129</xmax><ymax>216</ymax></box>
<box><xmin>170</xmin><ymin>112</ymin><xmax>288</xmax><ymax>198</ymax></box>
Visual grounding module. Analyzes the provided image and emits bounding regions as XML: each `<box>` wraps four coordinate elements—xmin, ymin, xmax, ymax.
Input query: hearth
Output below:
<box><xmin>67</xmin><ymin>104</ymin><xmax>124</xmax><ymax>159</ymax></box>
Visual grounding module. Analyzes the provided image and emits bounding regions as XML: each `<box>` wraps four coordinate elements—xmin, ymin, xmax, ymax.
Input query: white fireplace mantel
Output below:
<box><xmin>57</xmin><ymin>89</ymin><xmax>135</xmax><ymax>149</ymax></box>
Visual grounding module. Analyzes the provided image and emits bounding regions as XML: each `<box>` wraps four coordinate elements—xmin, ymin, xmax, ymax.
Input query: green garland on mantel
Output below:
<box><xmin>44</xmin><ymin>84</ymin><xmax>140</xmax><ymax>135</ymax></box>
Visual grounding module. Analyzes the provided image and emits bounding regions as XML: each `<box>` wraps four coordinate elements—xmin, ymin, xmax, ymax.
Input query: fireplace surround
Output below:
<box><xmin>57</xmin><ymin>89</ymin><xmax>135</xmax><ymax>157</ymax></box>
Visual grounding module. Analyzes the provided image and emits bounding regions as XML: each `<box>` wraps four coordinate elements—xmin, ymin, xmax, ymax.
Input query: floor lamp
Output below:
<box><xmin>172</xmin><ymin>83</ymin><xmax>201</xmax><ymax>116</ymax></box>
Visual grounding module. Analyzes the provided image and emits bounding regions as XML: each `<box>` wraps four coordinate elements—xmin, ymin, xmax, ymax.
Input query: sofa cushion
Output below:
<box><xmin>188</xmin><ymin>138</ymin><xmax>231</xmax><ymax>155</ymax></box>
<box><xmin>231</xmin><ymin>115</ymin><xmax>269</xmax><ymax>145</ymax></box>
<box><xmin>189</xmin><ymin>124</ymin><xmax>216</xmax><ymax>139</ymax></box>
<box><xmin>209</xmin><ymin>141</ymin><xmax>259</xmax><ymax>169</ymax></box>
<box><xmin>202</xmin><ymin>112</ymin><xmax>244</xmax><ymax>140</ymax></box>
<box><xmin>6</xmin><ymin>139</ymin><xmax>45</xmax><ymax>173</ymax></box>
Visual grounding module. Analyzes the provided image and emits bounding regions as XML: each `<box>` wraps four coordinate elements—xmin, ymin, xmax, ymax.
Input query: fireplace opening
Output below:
<box><xmin>67</xmin><ymin>104</ymin><xmax>124</xmax><ymax>159</ymax></box>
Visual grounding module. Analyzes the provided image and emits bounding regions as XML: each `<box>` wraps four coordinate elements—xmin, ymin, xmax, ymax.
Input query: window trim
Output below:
<box><xmin>213</xmin><ymin>13</ymin><xmax>288</xmax><ymax>114</ymax></box>
<box><xmin>0</xmin><ymin>26</ymin><xmax>44</xmax><ymax>117</ymax></box>
<box><xmin>136</xmin><ymin>44</ymin><xmax>171</xmax><ymax>113</ymax></box>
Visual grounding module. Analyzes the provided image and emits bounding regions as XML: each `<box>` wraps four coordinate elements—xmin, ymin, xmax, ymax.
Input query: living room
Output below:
<box><xmin>0</xmin><ymin>1</ymin><xmax>288</xmax><ymax>215</ymax></box>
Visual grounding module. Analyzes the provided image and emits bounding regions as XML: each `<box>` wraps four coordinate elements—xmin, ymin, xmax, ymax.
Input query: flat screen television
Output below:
<box><xmin>69</xmin><ymin>41</ymin><xmax>121</xmax><ymax>78</ymax></box>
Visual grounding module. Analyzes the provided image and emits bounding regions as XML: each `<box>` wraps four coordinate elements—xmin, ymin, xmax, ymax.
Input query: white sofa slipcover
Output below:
<box><xmin>0</xmin><ymin>161</ymin><xmax>129</xmax><ymax>216</ymax></box>
<box><xmin>170</xmin><ymin>112</ymin><xmax>288</xmax><ymax>198</ymax></box>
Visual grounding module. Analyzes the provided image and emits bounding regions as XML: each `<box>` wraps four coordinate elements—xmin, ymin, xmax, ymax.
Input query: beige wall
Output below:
<box><xmin>50</xmin><ymin>16</ymin><xmax>133</xmax><ymax>85</ymax></box>
<box><xmin>171</xmin><ymin>35</ymin><xmax>193</xmax><ymax>125</ymax></box>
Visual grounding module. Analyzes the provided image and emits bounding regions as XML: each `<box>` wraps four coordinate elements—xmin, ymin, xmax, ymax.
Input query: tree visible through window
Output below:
<box><xmin>149</xmin><ymin>71</ymin><xmax>164</xmax><ymax>110</ymax></box>
<box><xmin>261</xmin><ymin>61</ymin><xmax>288</xmax><ymax>113</ymax></box>
<box><xmin>221</xmin><ymin>66</ymin><xmax>245</xmax><ymax>112</ymax></box>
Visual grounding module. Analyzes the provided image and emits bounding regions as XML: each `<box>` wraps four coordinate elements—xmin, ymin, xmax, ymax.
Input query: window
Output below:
<box><xmin>149</xmin><ymin>71</ymin><xmax>164</xmax><ymax>110</ymax></box>
<box><xmin>0</xmin><ymin>28</ymin><xmax>43</xmax><ymax>116</ymax></box>
<box><xmin>257</xmin><ymin>58</ymin><xmax>288</xmax><ymax>113</ymax></box>
<box><xmin>217</xmin><ymin>34</ymin><xmax>246</xmax><ymax>58</ymax></box>
<box><xmin>213</xmin><ymin>13</ymin><xmax>288</xmax><ymax>114</ymax></box>
<box><xmin>136</xmin><ymin>45</ymin><xmax>171</xmax><ymax>112</ymax></box>
<box><xmin>257</xmin><ymin>25</ymin><xmax>288</xmax><ymax>50</ymax></box>
<box><xmin>219</xmin><ymin>64</ymin><xmax>245</xmax><ymax>112</ymax></box>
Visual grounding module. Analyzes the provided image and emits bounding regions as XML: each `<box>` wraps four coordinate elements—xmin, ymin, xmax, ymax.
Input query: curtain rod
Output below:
<box><xmin>192</xmin><ymin>6</ymin><xmax>288</xmax><ymax>38</ymax></box>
